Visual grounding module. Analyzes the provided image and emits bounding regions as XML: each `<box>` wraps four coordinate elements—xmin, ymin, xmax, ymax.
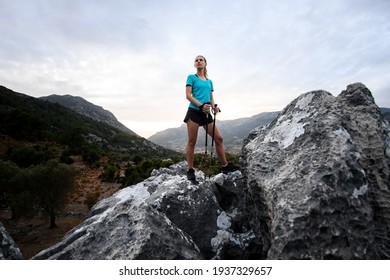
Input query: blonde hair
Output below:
<box><xmin>195</xmin><ymin>55</ymin><xmax>208</xmax><ymax>79</ymax></box>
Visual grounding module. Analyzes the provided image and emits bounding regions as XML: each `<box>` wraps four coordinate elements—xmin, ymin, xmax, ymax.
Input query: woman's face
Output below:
<box><xmin>194</xmin><ymin>56</ymin><xmax>206</xmax><ymax>68</ymax></box>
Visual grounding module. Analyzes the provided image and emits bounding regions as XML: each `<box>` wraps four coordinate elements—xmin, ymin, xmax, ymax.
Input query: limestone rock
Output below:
<box><xmin>32</xmin><ymin>162</ymin><xmax>259</xmax><ymax>260</ymax></box>
<box><xmin>0</xmin><ymin>221</ymin><xmax>22</xmax><ymax>260</ymax></box>
<box><xmin>241</xmin><ymin>83</ymin><xmax>390</xmax><ymax>259</ymax></box>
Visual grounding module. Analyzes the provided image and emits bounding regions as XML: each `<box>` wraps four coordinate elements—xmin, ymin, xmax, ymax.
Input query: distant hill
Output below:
<box><xmin>40</xmin><ymin>94</ymin><xmax>135</xmax><ymax>135</ymax></box>
<box><xmin>381</xmin><ymin>108</ymin><xmax>390</xmax><ymax>123</ymax></box>
<box><xmin>149</xmin><ymin>108</ymin><xmax>390</xmax><ymax>154</ymax></box>
<box><xmin>381</xmin><ymin>108</ymin><xmax>390</xmax><ymax>113</ymax></box>
<box><xmin>148</xmin><ymin>111</ymin><xmax>280</xmax><ymax>154</ymax></box>
<box><xmin>0</xmin><ymin>85</ymin><xmax>179</xmax><ymax>159</ymax></box>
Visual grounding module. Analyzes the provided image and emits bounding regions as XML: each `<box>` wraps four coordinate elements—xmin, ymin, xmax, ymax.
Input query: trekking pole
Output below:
<box><xmin>202</xmin><ymin>102</ymin><xmax>211</xmax><ymax>169</ymax></box>
<box><xmin>204</xmin><ymin>111</ymin><xmax>209</xmax><ymax>160</ymax></box>
<box><xmin>210</xmin><ymin>104</ymin><xmax>220</xmax><ymax>166</ymax></box>
<box><xmin>203</xmin><ymin>103</ymin><xmax>211</xmax><ymax>164</ymax></box>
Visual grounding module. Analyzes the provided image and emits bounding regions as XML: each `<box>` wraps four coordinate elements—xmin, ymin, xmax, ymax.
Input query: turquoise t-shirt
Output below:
<box><xmin>186</xmin><ymin>74</ymin><xmax>214</xmax><ymax>111</ymax></box>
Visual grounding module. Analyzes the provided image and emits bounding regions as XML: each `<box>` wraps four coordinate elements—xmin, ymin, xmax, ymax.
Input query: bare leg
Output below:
<box><xmin>186</xmin><ymin>119</ymin><xmax>199</xmax><ymax>169</ymax></box>
<box><xmin>204</xmin><ymin>124</ymin><xmax>228</xmax><ymax>166</ymax></box>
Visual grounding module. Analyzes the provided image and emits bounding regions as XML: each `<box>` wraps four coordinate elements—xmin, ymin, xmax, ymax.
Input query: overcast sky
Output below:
<box><xmin>1</xmin><ymin>0</ymin><xmax>389</xmax><ymax>137</ymax></box>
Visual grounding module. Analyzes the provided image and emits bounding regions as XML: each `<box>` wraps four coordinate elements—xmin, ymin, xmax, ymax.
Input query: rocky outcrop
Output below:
<box><xmin>0</xmin><ymin>221</ymin><xmax>22</xmax><ymax>260</ymax></box>
<box><xmin>32</xmin><ymin>163</ymin><xmax>259</xmax><ymax>260</ymax></box>
<box><xmin>241</xmin><ymin>83</ymin><xmax>390</xmax><ymax>259</ymax></box>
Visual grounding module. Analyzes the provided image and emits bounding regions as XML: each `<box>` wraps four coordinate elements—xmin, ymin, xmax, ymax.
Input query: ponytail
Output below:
<box><xmin>202</xmin><ymin>56</ymin><xmax>208</xmax><ymax>79</ymax></box>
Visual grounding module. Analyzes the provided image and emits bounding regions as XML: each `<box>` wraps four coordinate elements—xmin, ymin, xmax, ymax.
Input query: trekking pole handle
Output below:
<box><xmin>213</xmin><ymin>104</ymin><xmax>221</xmax><ymax>113</ymax></box>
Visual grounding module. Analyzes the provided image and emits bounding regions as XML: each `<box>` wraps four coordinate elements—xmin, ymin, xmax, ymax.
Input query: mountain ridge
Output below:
<box><xmin>149</xmin><ymin>108</ymin><xmax>390</xmax><ymax>154</ymax></box>
<box><xmin>40</xmin><ymin>94</ymin><xmax>136</xmax><ymax>135</ymax></box>
<box><xmin>148</xmin><ymin>111</ymin><xmax>280</xmax><ymax>154</ymax></box>
<box><xmin>0</xmin><ymin>85</ymin><xmax>178</xmax><ymax>159</ymax></box>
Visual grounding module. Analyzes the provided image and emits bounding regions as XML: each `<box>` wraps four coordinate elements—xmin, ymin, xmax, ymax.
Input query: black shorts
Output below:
<box><xmin>183</xmin><ymin>108</ymin><xmax>213</xmax><ymax>126</ymax></box>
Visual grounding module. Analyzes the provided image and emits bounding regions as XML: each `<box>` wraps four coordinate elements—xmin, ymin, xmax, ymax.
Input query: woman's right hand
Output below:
<box><xmin>202</xmin><ymin>103</ymin><xmax>211</xmax><ymax>111</ymax></box>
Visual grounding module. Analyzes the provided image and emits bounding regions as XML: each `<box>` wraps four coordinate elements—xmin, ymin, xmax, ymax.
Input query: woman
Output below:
<box><xmin>183</xmin><ymin>55</ymin><xmax>237</xmax><ymax>181</ymax></box>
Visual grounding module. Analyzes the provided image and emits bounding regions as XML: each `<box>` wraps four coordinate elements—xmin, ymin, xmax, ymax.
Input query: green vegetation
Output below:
<box><xmin>194</xmin><ymin>153</ymin><xmax>240</xmax><ymax>177</ymax></box>
<box><xmin>0</xmin><ymin>160</ymin><xmax>76</xmax><ymax>228</ymax></box>
<box><xmin>121</xmin><ymin>157</ymin><xmax>182</xmax><ymax>187</ymax></box>
<box><xmin>7</xmin><ymin>145</ymin><xmax>53</xmax><ymax>168</ymax></box>
<box><xmin>118</xmin><ymin>153</ymin><xmax>239</xmax><ymax>187</ymax></box>
<box><xmin>84</xmin><ymin>187</ymin><xmax>101</xmax><ymax>210</ymax></box>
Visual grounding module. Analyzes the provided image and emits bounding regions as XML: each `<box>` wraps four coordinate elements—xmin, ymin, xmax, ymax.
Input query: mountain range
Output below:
<box><xmin>148</xmin><ymin>108</ymin><xmax>390</xmax><ymax>154</ymax></box>
<box><xmin>148</xmin><ymin>111</ymin><xmax>280</xmax><ymax>154</ymax></box>
<box><xmin>0</xmin><ymin>85</ymin><xmax>178</xmax><ymax>159</ymax></box>
<box><xmin>3</xmin><ymin>85</ymin><xmax>389</xmax><ymax>157</ymax></box>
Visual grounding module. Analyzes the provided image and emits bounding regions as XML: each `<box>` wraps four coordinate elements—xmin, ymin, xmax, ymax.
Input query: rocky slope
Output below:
<box><xmin>3</xmin><ymin>82</ymin><xmax>389</xmax><ymax>260</ymax></box>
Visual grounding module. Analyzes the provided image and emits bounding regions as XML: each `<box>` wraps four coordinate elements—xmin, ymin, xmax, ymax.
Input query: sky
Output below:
<box><xmin>1</xmin><ymin>0</ymin><xmax>389</xmax><ymax>138</ymax></box>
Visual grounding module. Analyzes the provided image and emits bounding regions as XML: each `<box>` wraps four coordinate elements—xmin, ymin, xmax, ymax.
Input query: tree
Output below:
<box><xmin>0</xmin><ymin>161</ymin><xmax>16</xmax><ymax>204</ymax></box>
<box><xmin>29</xmin><ymin>160</ymin><xmax>76</xmax><ymax>228</ymax></box>
<box><xmin>0</xmin><ymin>160</ymin><xmax>34</xmax><ymax>218</ymax></box>
<box><xmin>0</xmin><ymin>160</ymin><xmax>20</xmax><ymax>207</ymax></box>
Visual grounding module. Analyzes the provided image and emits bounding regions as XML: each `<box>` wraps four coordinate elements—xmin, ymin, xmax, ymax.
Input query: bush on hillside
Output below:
<box><xmin>8</xmin><ymin>145</ymin><xmax>53</xmax><ymax>168</ymax></box>
<box><xmin>101</xmin><ymin>163</ymin><xmax>119</xmax><ymax>182</ymax></box>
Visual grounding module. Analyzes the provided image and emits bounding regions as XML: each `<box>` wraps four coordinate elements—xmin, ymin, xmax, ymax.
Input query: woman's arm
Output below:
<box><xmin>210</xmin><ymin>91</ymin><xmax>215</xmax><ymax>107</ymax></box>
<box><xmin>210</xmin><ymin>91</ymin><xmax>220</xmax><ymax>113</ymax></box>
<box><xmin>186</xmin><ymin>86</ymin><xmax>202</xmax><ymax>107</ymax></box>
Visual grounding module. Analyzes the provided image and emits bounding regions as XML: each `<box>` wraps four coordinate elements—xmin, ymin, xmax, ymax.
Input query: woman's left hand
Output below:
<box><xmin>212</xmin><ymin>104</ymin><xmax>221</xmax><ymax>115</ymax></box>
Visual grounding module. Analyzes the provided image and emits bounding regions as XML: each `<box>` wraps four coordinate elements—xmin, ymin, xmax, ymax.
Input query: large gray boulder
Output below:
<box><xmin>0</xmin><ymin>221</ymin><xmax>22</xmax><ymax>260</ymax></box>
<box><xmin>32</xmin><ymin>162</ymin><xmax>258</xmax><ymax>260</ymax></box>
<box><xmin>241</xmin><ymin>83</ymin><xmax>390</xmax><ymax>259</ymax></box>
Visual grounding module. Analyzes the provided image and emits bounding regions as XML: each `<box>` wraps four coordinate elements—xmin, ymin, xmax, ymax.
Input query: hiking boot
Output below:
<box><xmin>187</xmin><ymin>168</ymin><xmax>196</xmax><ymax>181</ymax></box>
<box><xmin>221</xmin><ymin>162</ymin><xmax>239</xmax><ymax>174</ymax></box>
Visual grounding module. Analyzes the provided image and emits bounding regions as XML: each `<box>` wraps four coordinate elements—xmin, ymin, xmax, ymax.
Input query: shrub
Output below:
<box><xmin>84</xmin><ymin>189</ymin><xmax>100</xmax><ymax>210</ymax></box>
<box><xmin>8</xmin><ymin>145</ymin><xmax>52</xmax><ymax>168</ymax></box>
<box><xmin>101</xmin><ymin>163</ymin><xmax>119</xmax><ymax>182</ymax></box>
<box><xmin>81</xmin><ymin>145</ymin><xmax>101</xmax><ymax>165</ymax></box>
<box><xmin>60</xmin><ymin>148</ymin><xmax>74</xmax><ymax>164</ymax></box>
<box><xmin>122</xmin><ymin>168</ymin><xmax>142</xmax><ymax>187</ymax></box>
